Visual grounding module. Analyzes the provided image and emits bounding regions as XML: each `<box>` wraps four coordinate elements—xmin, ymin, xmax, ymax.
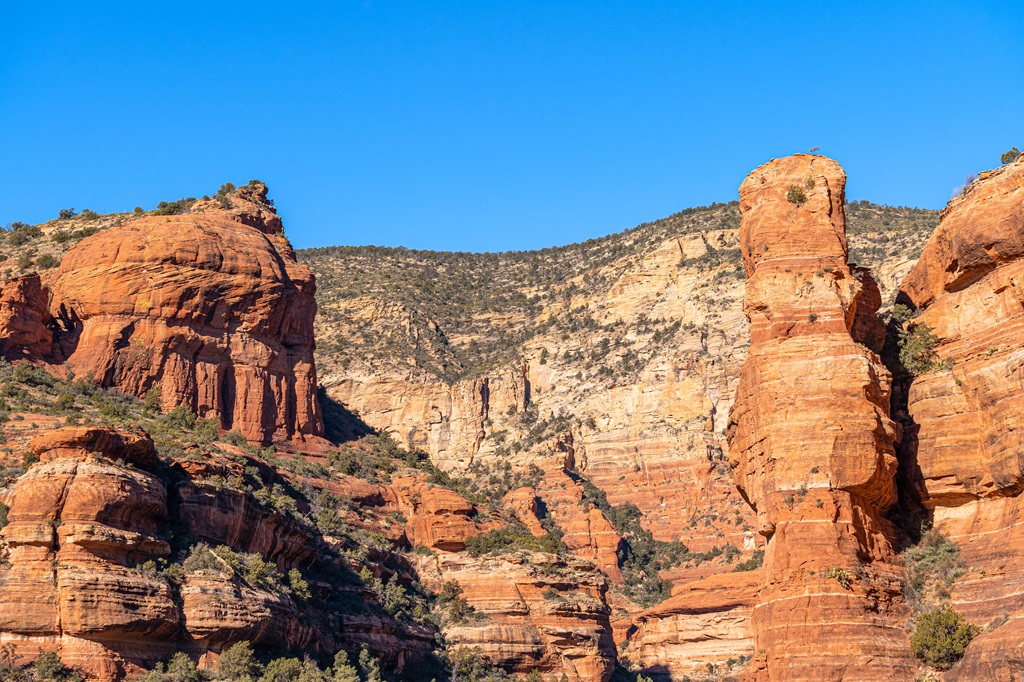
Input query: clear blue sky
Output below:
<box><xmin>1</xmin><ymin>2</ymin><xmax>1021</xmax><ymax>252</ymax></box>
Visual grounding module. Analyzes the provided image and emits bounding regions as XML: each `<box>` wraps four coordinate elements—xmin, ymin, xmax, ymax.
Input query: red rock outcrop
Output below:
<box><xmin>0</xmin><ymin>427</ymin><xmax>436</xmax><ymax>680</ymax></box>
<box><xmin>626</xmin><ymin>571</ymin><xmax>758</xmax><ymax>679</ymax></box>
<box><xmin>392</xmin><ymin>476</ymin><xmax>495</xmax><ymax>552</ymax></box>
<box><xmin>504</xmin><ymin>487</ymin><xmax>548</xmax><ymax>537</ymax></box>
<box><xmin>45</xmin><ymin>184</ymin><xmax>323</xmax><ymax>444</ymax></box>
<box><xmin>0</xmin><ymin>274</ymin><xmax>53</xmax><ymax>360</ymax></box>
<box><xmin>0</xmin><ymin>428</ymin><xmax>178</xmax><ymax>679</ymax></box>
<box><xmin>415</xmin><ymin>550</ymin><xmax>616</xmax><ymax>682</ymax></box>
<box><xmin>897</xmin><ymin>156</ymin><xmax>1024</xmax><ymax>678</ymax></box>
<box><xmin>727</xmin><ymin>155</ymin><xmax>915</xmax><ymax>680</ymax></box>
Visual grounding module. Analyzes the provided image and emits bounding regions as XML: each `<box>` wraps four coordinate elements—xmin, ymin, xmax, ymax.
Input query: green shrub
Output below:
<box><xmin>331</xmin><ymin>652</ymin><xmax>360</xmax><ymax>682</ymax></box>
<box><xmin>890</xmin><ymin>305</ymin><xmax>950</xmax><ymax>375</ymax></box>
<box><xmin>357</xmin><ymin>648</ymin><xmax>383</xmax><ymax>682</ymax></box>
<box><xmin>8</xmin><ymin>223</ymin><xmax>43</xmax><ymax>246</ymax></box>
<box><xmin>910</xmin><ymin>605</ymin><xmax>979</xmax><ymax>670</ymax></box>
<box><xmin>287</xmin><ymin>568</ymin><xmax>312</xmax><ymax>601</ymax></box>
<box><xmin>17</xmin><ymin>252</ymin><xmax>34</xmax><ymax>271</ymax></box>
<box><xmin>902</xmin><ymin>529</ymin><xmax>965</xmax><ymax>610</ymax></box>
<box><xmin>57</xmin><ymin>208</ymin><xmax>77</xmax><ymax>220</ymax></box>
<box><xmin>152</xmin><ymin>198</ymin><xmax>197</xmax><ymax>216</ymax></box>
<box><xmin>35</xmin><ymin>254</ymin><xmax>61</xmax><ymax>269</ymax></box>
<box><xmin>33</xmin><ymin>651</ymin><xmax>82</xmax><ymax>681</ymax></box>
<box><xmin>825</xmin><ymin>566</ymin><xmax>853</xmax><ymax>589</ymax></box>
<box><xmin>445</xmin><ymin>647</ymin><xmax>511</xmax><ymax>682</ymax></box>
<box><xmin>140</xmin><ymin>652</ymin><xmax>201</xmax><ymax>682</ymax></box>
<box><xmin>732</xmin><ymin>549</ymin><xmax>764</xmax><ymax>572</ymax></box>
<box><xmin>464</xmin><ymin>524</ymin><xmax>565</xmax><ymax>557</ymax></box>
<box><xmin>1002</xmin><ymin>147</ymin><xmax>1020</xmax><ymax>165</ymax></box>
<box><xmin>786</xmin><ymin>185</ymin><xmax>808</xmax><ymax>205</ymax></box>
<box><xmin>258</xmin><ymin>658</ymin><xmax>302</xmax><ymax>682</ymax></box>
<box><xmin>217</xmin><ymin>641</ymin><xmax>262</xmax><ymax>681</ymax></box>
<box><xmin>0</xmin><ymin>502</ymin><xmax>8</xmax><ymax>531</ymax></box>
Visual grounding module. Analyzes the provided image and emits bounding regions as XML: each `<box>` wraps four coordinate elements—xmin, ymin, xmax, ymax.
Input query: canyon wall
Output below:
<box><xmin>0</xmin><ymin>427</ymin><xmax>438</xmax><ymax>679</ymax></box>
<box><xmin>898</xmin><ymin>155</ymin><xmax>1024</xmax><ymax>679</ymax></box>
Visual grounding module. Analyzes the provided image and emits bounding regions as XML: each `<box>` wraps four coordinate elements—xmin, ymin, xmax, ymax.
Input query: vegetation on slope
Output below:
<box><xmin>299</xmin><ymin>201</ymin><xmax>938</xmax><ymax>383</ymax></box>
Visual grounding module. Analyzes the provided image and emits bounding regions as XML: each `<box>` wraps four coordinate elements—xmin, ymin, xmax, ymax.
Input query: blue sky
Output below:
<box><xmin>1</xmin><ymin>2</ymin><xmax>1021</xmax><ymax>251</ymax></box>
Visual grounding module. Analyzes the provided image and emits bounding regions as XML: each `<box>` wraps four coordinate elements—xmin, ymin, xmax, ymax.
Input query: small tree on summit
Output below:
<box><xmin>1002</xmin><ymin>147</ymin><xmax>1020</xmax><ymax>165</ymax></box>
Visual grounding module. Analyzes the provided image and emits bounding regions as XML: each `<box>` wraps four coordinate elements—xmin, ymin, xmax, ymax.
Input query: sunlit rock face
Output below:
<box><xmin>46</xmin><ymin>184</ymin><xmax>323</xmax><ymax>444</ymax></box>
<box><xmin>727</xmin><ymin>155</ymin><xmax>915</xmax><ymax>681</ymax></box>
<box><xmin>898</xmin><ymin>156</ymin><xmax>1024</xmax><ymax>679</ymax></box>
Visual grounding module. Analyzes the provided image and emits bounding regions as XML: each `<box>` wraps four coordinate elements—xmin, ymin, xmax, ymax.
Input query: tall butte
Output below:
<box><xmin>44</xmin><ymin>183</ymin><xmax>324</xmax><ymax>444</ymax></box>
<box><xmin>727</xmin><ymin>155</ymin><xmax>915</xmax><ymax>680</ymax></box>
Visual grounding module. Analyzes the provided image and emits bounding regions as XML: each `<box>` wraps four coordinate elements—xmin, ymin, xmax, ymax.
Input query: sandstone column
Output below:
<box><xmin>727</xmin><ymin>155</ymin><xmax>915</xmax><ymax>680</ymax></box>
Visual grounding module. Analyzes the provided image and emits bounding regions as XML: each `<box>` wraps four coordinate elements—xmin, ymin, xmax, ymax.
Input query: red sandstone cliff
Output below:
<box><xmin>897</xmin><ymin>155</ymin><xmax>1024</xmax><ymax>679</ymax></box>
<box><xmin>727</xmin><ymin>155</ymin><xmax>915</xmax><ymax>680</ymax></box>
<box><xmin>43</xmin><ymin>185</ymin><xmax>323</xmax><ymax>444</ymax></box>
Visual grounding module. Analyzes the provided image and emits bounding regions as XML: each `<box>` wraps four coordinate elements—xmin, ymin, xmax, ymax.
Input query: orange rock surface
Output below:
<box><xmin>45</xmin><ymin>184</ymin><xmax>323</xmax><ymax>444</ymax></box>
<box><xmin>0</xmin><ymin>274</ymin><xmax>53</xmax><ymax>360</ymax></box>
<box><xmin>0</xmin><ymin>428</ymin><xmax>178</xmax><ymax>679</ymax></box>
<box><xmin>0</xmin><ymin>427</ymin><xmax>435</xmax><ymax>680</ymax></box>
<box><xmin>415</xmin><ymin>550</ymin><xmax>616</xmax><ymax>682</ymax></box>
<box><xmin>626</xmin><ymin>571</ymin><xmax>758</xmax><ymax>679</ymax></box>
<box><xmin>897</xmin><ymin>156</ymin><xmax>1024</xmax><ymax>678</ymax></box>
<box><xmin>392</xmin><ymin>476</ymin><xmax>491</xmax><ymax>552</ymax></box>
<box><xmin>727</xmin><ymin>155</ymin><xmax>915</xmax><ymax>680</ymax></box>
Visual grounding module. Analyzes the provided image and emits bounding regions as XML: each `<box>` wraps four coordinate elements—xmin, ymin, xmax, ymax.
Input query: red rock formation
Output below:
<box><xmin>392</xmin><ymin>476</ymin><xmax>491</xmax><ymax>552</ymax></box>
<box><xmin>727</xmin><ymin>155</ymin><xmax>915</xmax><ymax>680</ymax></box>
<box><xmin>45</xmin><ymin>184</ymin><xmax>323</xmax><ymax>444</ymax></box>
<box><xmin>0</xmin><ymin>428</ymin><xmax>178</xmax><ymax>680</ymax></box>
<box><xmin>503</xmin><ymin>487</ymin><xmax>547</xmax><ymax>536</ymax></box>
<box><xmin>534</xmin><ymin>464</ymin><xmax>624</xmax><ymax>583</ymax></box>
<box><xmin>415</xmin><ymin>550</ymin><xmax>616</xmax><ymax>682</ymax></box>
<box><xmin>897</xmin><ymin>156</ymin><xmax>1024</xmax><ymax>678</ymax></box>
<box><xmin>0</xmin><ymin>427</ymin><xmax>436</xmax><ymax>680</ymax></box>
<box><xmin>627</xmin><ymin>571</ymin><xmax>758</xmax><ymax>679</ymax></box>
<box><xmin>0</xmin><ymin>274</ymin><xmax>53</xmax><ymax>360</ymax></box>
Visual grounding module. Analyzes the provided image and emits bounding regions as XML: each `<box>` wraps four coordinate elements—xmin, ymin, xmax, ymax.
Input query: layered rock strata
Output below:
<box><xmin>415</xmin><ymin>551</ymin><xmax>617</xmax><ymax>682</ymax></box>
<box><xmin>0</xmin><ymin>427</ymin><xmax>434</xmax><ymax>680</ymax></box>
<box><xmin>626</xmin><ymin>571</ymin><xmax>758</xmax><ymax>679</ymax></box>
<box><xmin>897</xmin><ymin>156</ymin><xmax>1024</xmax><ymax>678</ymax></box>
<box><xmin>0</xmin><ymin>274</ymin><xmax>53</xmax><ymax>360</ymax></box>
<box><xmin>727</xmin><ymin>155</ymin><xmax>915</xmax><ymax>680</ymax></box>
<box><xmin>43</xmin><ymin>185</ymin><xmax>323</xmax><ymax>444</ymax></box>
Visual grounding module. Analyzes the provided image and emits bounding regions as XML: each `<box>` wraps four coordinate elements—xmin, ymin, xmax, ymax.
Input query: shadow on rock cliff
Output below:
<box><xmin>881</xmin><ymin>293</ymin><xmax>934</xmax><ymax>547</ymax></box>
<box><xmin>318</xmin><ymin>386</ymin><xmax>374</xmax><ymax>444</ymax></box>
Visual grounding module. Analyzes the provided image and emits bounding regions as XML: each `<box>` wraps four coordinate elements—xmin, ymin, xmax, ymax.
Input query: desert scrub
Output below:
<box><xmin>732</xmin><ymin>549</ymin><xmax>764</xmax><ymax>572</ymax></box>
<box><xmin>888</xmin><ymin>304</ymin><xmax>951</xmax><ymax>375</ymax></box>
<box><xmin>464</xmin><ymin>523</ymin><xmax>566</xmax><ymax>557</ymax></box>
<box><xmin>910</xmin><ymin>605</ymin><xmax>979</xmax><ymax>670</ymax></box>
<box><xmin>786</xmin><ymin>185</ymin><xmax>808</xmax><ymax>205</ymax></box>
<box><xmin>902</xmin><ymin>528</ymin><xmax>965</xmax><ymax>611</ymax></box>
<box><xmin>825</xmin><ymin>567</ymin><xmax>853</xmax><ymax>589</ymax></box>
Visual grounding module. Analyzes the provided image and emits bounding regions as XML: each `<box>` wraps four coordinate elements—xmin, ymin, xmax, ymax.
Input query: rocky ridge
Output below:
<box><xmin>0</xmin><ymin>186</ymin><xmax>621</xmax><ymax>682</ymax></box>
